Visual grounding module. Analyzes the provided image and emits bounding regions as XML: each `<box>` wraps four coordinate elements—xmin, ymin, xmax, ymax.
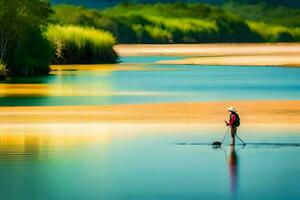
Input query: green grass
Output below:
<box><xmin>45</xmin><ymin>25</ymin><xmax>118</xmax><ymax>64</ymax></box>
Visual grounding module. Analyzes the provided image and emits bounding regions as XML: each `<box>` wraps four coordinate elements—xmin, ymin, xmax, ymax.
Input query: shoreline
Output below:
<box><xmin>0</xmin><ymin>100</ymin><xmax>299</xmax><ymax>124</ymax></box>
<box><xmin>115</xmin><ymin>43</ymin><xmax>300</xmax><ymax>67</ymax></box>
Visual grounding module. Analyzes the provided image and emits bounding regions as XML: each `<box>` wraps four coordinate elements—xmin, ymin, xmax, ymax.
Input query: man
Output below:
<box><xmin>225</xmin><ymin>106</ymin><xmax>240</xmax><ymax>146</ymax></box>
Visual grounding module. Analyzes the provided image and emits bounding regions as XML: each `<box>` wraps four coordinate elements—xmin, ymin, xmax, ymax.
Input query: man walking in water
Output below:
<box><xmin>225</xmin><ymin>106</ymin><xmax>240</xmax><ymax>146</ymax></box>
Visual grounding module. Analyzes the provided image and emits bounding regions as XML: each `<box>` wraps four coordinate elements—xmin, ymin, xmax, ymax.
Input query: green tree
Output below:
<box><xmin>0</xmin><ymin>0</ymin><xmax>53</xmax><ymax>76</ymax></box>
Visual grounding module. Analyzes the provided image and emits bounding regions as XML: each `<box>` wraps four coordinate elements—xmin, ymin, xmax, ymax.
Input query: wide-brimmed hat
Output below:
<box><xmin>227</xmin><ymin>106</ymin><xmax>237</xmax><ymax>113</ymax></box>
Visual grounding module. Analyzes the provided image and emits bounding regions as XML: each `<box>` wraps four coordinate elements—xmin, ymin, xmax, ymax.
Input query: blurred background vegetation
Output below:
<box><xmin>0</xmin><ymin>0</ymin><xmax>299</xmax><ymax>76</ymax></box>
<box><xmin>51</xmin><ymin>0</ymin><xmax>300</xmax><ymax>8</ymax></box>
<box><xmin>51</xmin><ymin>1</ymin><xmax>300</xmax><ymax>44</ymax></box>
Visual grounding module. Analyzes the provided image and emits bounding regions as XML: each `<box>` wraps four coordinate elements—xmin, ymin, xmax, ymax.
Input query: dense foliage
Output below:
<box><xmin>51</xmin><ymin>0</ymin><xmax>225</xmax><ymax>8</ymax></box>
<box><xmin>1</xmin><ymin>0</ymin><xmax>300</xmax><ymax>77</ymax></box>
<box><xmin>52</xmin><ymin>2</ymin><xmax>300</xmax><ymax>44</ymax></box>
<box><xmin>0</xmin><ymin>0</ymin><xmax>53</xmax><ymax>76</ymax></box>
<box><xmin>51</xmin><ymin>0</ymin><xmax>300</xmax><ymax>9</ymax></box>
<box><xmin>231</xmin><ymin>0</ymin><xmax>300</xmax><ymax>8</ymax></box>
<box><xmin>224</xmin><ymin>2</ymin><xmax>300</xmax><ymax>27</ymax></box>
<box><xmin>46</xmin><ymin>25</ymin><xmax>118</xmax><ymax>64</ymax></box>
<box><xmin>52</xmin><ymin>4</ymin><xmax>264</xmax><ymax>43</ymax></box>
<box><xmin>0</xmin><ymin>0</ymin><xmax>119</xmax><ymax>77</ymax></box>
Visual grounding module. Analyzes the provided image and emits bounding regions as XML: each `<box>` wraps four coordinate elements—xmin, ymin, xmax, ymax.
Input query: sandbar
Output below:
<box><xmin>115</xmin><ymin>43</ymin><xmax>300</xmax><ymax>67</ymax></box>
<box><xmin>0</xmin><ymin>100</ymin><xmax>299</xmax><ymax>124</ymax></box>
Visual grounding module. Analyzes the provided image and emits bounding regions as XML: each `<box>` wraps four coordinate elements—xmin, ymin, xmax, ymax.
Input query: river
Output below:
<box><xmin>0</xmin><ymin>56</ymin><xmax>299</xmax><ymax>106</ymax></box>
<box><xmin>0</xmin><ymin>56</ymin><xmax>299</xmax><ymax>200</ymax></box>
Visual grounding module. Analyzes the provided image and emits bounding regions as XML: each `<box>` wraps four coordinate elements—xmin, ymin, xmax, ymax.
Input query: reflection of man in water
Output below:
<box><xmin>229</xmin><ymin>146</ymin><xmax>238</xmax><ymax>195</ymax></box>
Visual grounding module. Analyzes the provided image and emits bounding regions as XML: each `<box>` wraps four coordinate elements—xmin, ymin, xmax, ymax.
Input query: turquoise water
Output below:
<box><xmin>0</xmin><ymin>124</ymin><xmax>300</xmax><ymax>200</ymax></box>
<box><xmin>0</xmin><ymin>56</ymin><xmax>300</xmax><ymax>200</ymax></box>
<box><xmin>0</xmin><ymin>56</ymin><xmax>300</xmax><ymax>106</ymax></box>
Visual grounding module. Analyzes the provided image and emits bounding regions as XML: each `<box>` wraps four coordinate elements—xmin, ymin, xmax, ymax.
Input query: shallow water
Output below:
<box><xmin>0</xmin><ymin>124</ymin><xmax>299</xmax><ymax>200</ymax></box>
<box><xmin>0</xmin><ymin>56</ymin><xmax>300</xmax><ymax>200</ymax></box>
<box><xmin>0</xmin><ymin>56</ymin><xmax>300</xmax><ymax>106</ymax></box>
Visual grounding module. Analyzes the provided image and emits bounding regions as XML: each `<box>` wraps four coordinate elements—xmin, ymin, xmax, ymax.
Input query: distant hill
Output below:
<box><xmin>51</xmin><ymin>0</ymin><xmax>300</xmax><ymax>8</ymax></box>
<box><xmin>51</xmin><ymin>0</ymin><xmax>225</xmax><ymax>8</ymax></box>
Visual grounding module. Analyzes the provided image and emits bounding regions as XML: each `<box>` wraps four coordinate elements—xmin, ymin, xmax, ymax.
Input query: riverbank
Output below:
<box><xmin>115</xmin><ymin>43</ymin><xmax>300</xmax><ymax>67</ymax></box>
<box><xmin>0</xmin><ymin>100</ymin><xmax>299</xmax><ymax>124</ymax></box>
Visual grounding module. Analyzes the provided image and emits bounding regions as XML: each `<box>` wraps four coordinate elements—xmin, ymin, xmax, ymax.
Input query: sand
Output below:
<box><xmin>115</xmin><ymin>43</ymin><xmax>300</xmax><ymax>67</ymax></box>
<box><xmin>0</xmin><ymin>100</ymin><xmax>299</xmax><ymax>124</ymax></box>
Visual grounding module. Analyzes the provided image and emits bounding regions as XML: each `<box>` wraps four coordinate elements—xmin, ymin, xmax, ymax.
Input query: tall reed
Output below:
<box><xmin>46</xmin><ymin>25</ymin><xmax>118</xmax><ymax>64</ymax></box>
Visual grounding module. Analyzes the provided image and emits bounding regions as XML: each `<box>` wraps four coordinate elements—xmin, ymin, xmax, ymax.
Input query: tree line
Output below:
<box><xmin>1</xmin><ymin>0</ymin><xmax>299</xmax><ymax>77</ymax></box>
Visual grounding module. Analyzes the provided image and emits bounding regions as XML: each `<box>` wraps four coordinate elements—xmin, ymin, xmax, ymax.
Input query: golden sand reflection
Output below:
<box><xmin>51</xmin><ymin>63</ymin><xmax>140</xmax><ymax>69</ymax></box>
<box><xmin>0</xmin><ymin>64</ymin><xmax>171</xmax><ymax>97</ymax></box>
<box><xmin>50</xmin><ymin>64</ymin><xmax>178</xmax><ymax>75</ymax></box>
<box><xmin>50</xmin><ymin>64</ymin><xmax>148</xmax><ymax>75</ymax></box>
<box><xmin>0</xmin><ymin>123</ymin><xmax>186</xmax><ymax>162</ymax></box>
<box><xmin>0</xmin><ymin>63</ymin><xmax>177</xmax><ymax>97</ymax></box>
<box><xmin>0</xmin><ymin>83</ymin><xmax>112</xmax><ymax>97</ymax></box>
<box><xmin>0</xmin><ymin>84</ymin><xmax>167</xmax><ymax>97</ymax></box>
<box><xmin>0</xmin><ymin>133</ymin><xmax>111</xmax><ymax>161</ymax></box>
